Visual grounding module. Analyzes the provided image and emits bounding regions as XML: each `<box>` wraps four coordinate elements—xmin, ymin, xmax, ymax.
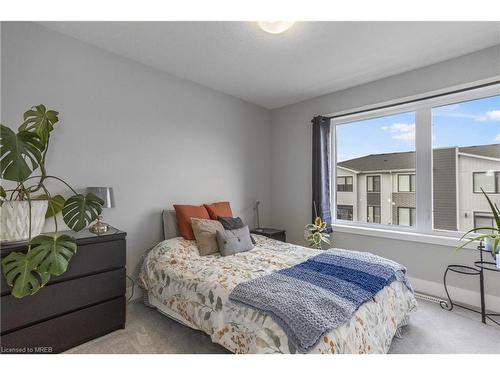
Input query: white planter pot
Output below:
<box><xmin>0</xmin><ymin>200</ymin><xmax>48</xmax><ymax>242</ymax></box>
<box><xmin>497</xmin><ymin>254</ymin><xmax>500</xmax><ymax>269</ymax></box>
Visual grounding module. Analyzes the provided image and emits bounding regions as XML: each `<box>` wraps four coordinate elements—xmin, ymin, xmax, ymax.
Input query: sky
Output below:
<box><xmin>336</xmin><ymin>94</ymin><xmax>500</xmax><ymax>162</ymax></box>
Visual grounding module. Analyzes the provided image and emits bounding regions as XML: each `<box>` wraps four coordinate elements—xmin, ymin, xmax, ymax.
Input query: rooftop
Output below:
<box><xmin>338</xmin><ymin>143</ymin><xmax>499</xmax><ymax>172</ymax></box>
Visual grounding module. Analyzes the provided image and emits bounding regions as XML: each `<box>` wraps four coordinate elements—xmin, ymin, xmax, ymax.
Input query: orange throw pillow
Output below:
<box><xmin>173</xmin><ymin>204</ymin><xmax>210</xmax><ymax>240</ymax></box>
<box><xmin>204</xmin><ymin>201</ymin><xmax>233</xmax><ymax>220</ymax></box>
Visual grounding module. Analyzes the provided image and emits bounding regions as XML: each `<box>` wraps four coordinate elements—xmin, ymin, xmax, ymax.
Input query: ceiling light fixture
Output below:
<box><xmin>257</xmin><ymin>21</ymin><xmax>295</xmax><ymax>34</ymax></box>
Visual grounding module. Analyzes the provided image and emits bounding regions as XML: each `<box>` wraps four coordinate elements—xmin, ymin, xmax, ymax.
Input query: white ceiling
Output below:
<box><xmin>39</xmin><ymin>22</ymin><xmax>500</xmax><ymax>109</ymax></box>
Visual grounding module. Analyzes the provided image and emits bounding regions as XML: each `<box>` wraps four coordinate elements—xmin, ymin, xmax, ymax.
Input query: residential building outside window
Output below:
<box><xmin>332</xmin><ymin>85</ymin><xmax>499</xmax><ymax>238</ymax></box>
<box><xmin>337</xmin><ymin>176</ymin><xmax>353</xmax><ymax>192</ymax></box>
<box><xmin>335</xmin><ymin>110</ymin><xmax>415</xmax><ymax>227</ymax></box>
<box><xmin>432</xmin><ymin>94</ymin><xmax>500</xmax><ymax>232</ymax></box>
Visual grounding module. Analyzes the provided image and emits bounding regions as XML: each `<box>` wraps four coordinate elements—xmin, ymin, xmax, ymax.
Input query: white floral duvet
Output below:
<box><xmin>138</xmin><ymin>235</ymin><xmax>417</xmax><ymax>354</ymax></box>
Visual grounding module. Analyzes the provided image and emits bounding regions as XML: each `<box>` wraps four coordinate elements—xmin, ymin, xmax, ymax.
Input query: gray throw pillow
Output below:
<box><xmin>218</xmin><ymin>216</ymin><xmax>256</xmax><ymax>245</ymax></box>
<box><xmin>216</xmin><ymin>226</ymin><xmax>254</xmax><ymax>256</ymax></box>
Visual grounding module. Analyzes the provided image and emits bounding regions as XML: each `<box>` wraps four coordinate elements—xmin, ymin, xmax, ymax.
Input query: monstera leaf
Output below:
<box><xmin>0</xmin><ymin>125</ymin><xmax>44</xmax><ymax>182</ymax></box>
<box><xmin>62</xmin><ymin>193</ymin><xmax>104</xmax><ymax>231</ymax></box>
<box><xmin>37</xmin><ymin>194</ymin><xmax>66</xmax><ymax>218</ymax></box>
<box><xmin>28</xmin><ymin>234</ymin><xmax>77</xmax><ymax>276</ymax></box>
<box><xmin>19</xmin><ymin>104</ymin><xmax>59</xmax><ymax>144</ymax></box>
<box><xmin>1</xmin><ymin>251</ymin><xmax>50</xmax><ymax>298</ymax></box>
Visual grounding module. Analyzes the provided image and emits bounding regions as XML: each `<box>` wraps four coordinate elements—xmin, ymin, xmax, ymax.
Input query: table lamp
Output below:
<box><xmin>86</xmin><ymin>187</ymin><xmax>115</xmax><ymax>234</ymax></box>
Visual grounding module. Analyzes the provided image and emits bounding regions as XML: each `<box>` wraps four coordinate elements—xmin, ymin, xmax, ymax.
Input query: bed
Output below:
<box><xmin>138</xmin><ymin>211</ymin><xmax>417</xmax><ymax>354</ymax></box>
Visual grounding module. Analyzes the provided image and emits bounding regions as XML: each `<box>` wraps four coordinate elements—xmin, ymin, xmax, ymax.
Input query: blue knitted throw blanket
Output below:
<box><xmin>229</xmin><ymin>249</ymin><xmax>412</xmax><ymax>353</ymax></box>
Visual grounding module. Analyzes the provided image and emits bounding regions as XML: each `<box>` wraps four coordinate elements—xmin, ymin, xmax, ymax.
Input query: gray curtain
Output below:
<box><xmin>311</xmin><ymin>116</ymin><xmax>332</xmax><ymax>231</ymax></box>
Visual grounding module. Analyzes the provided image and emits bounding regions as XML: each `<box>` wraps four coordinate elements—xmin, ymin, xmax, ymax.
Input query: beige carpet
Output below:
<box><xmin>66</xmin><ymin>299</ymin><xmax>500</xmax><ymax>354</ymax></box>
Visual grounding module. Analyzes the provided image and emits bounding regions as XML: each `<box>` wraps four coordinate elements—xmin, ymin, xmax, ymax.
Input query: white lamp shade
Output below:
<box><xmin>86</xmin><ymin>187</ymin><xmax>115</xmax><ymax>208</ymax></box>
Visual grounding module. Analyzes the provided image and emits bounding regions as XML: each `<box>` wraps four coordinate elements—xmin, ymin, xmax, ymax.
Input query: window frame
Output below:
<box><xmin>473</xmin><ymin>171</ymin><xmax>500</xmax><ymax>194</ymax></box>
<box><xmin>330</xmin><ymin>81</ymin><xmax>500</xmax><ymax>239</ymax></box>
<box><xmin>366</xmin><ymin>175</ymin><xmax>381</xmax><ymax>193</ymax></box>
<box><xmin>397</xmin><ymin>207</ymin><xmax>416</xmax><ymax>226</ymax></box>
<box><xmin>337</xmin><ymin>176</ymin><xmax>353</xmax><ymax>192</ymax></box>
<box><xmin>473</xmin><ymin>211</ymin><xmax>495</xmax><ymax>233</ymax></box>
<box><xmin>367</xmin><ymin>205</ymin><xmax>381</xmax><ymax>224</ymax></box>
<box><xmin>398</xmin><ymin>173</ymin><xmax>416</xmax><ymax>192</ymax></box>
<box><xmin>337</xmin><ymin>204</ymin><xmax>354</xmax><ymax>221</ymax></box>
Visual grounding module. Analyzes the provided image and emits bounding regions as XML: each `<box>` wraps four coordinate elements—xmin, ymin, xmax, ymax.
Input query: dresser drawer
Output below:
<box><xmin>1</xmin><ymin>268</ymin><xmax>125</xmax><ymax>334</ymax></box>
<box><xmin>0</xmin><ymin>296</ymin><xmax>125</xmax><ymax>353</ymax></box>
<box><xmin>1</xmin><ymin>239</ymin><xmax>125</xmax><ymax>296</ymax></box>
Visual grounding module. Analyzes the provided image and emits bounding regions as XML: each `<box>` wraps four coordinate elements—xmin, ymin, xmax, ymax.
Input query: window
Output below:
<box><xmin>337</xmin><ymin>176</ymin><xmax>353</xmax><ymax>192</ymax></box>
<box><xmin>367</xmin><ymin>176</ymin><xmax>381</xmax><ymax>193</ymax></box>
<box><xmin>337</xmin><ymin>205</ymin><xmax>353</xmax><ymax>221</ymax></box>
<box><xmin>398</xmin><ymin>174</ymin><xmax>415</xmax><ymax>192</ymax></box>
<box><xmin>473</xmin><ymin>172</ymin><xmax>499</xmax><ymax>193</ymax></box>
<box><xmin>367</xmin><ymin>206</ymin><xmax>381</xmax><ymax>223</ymax></box>
<box><xmin>335</xmin><ymin>110</ymin><xmax>415</xmax><ymax>227</ymax></box>
<box><xmin>397</xmin><ymin>207</ymin><xmax>416</xmax><ymax>226</ymax></box>
<box><xmin>432</xmin><ymin>94</ymin><xmax>500</xmax><ymax>233</ymax></box>
<box><xmin>473</xmin><ymin>212</ymin><xmax>495</xmax><ymax>233</ymax></box>
<box><xmin>332</xmin><ymin>84</ymin><xmax>500</xmax><ymax>237</ymax></box>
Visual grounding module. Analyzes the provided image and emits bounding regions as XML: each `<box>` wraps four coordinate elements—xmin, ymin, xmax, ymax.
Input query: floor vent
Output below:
<box><xmin>414</xmin><ymin>292</ymin><xmax>445</xmax><ymax>305</ymax></box>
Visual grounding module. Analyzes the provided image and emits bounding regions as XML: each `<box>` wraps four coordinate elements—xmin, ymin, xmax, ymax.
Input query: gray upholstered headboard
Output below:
<box><xmin>162</xmin><ymin>210</ymin><xmax>180</xmax><ymax>240</ymax></box>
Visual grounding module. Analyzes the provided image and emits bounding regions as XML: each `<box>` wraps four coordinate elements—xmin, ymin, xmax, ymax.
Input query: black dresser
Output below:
<box><xmin>0</xmin><ymin>227</ymin><xmax>126</xmax><ymax>353</ymax></box>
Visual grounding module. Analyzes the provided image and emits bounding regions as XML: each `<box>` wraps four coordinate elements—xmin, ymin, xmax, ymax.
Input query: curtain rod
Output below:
<box><xmin>326</xmin><ymin>79</ymin><xmax>500</xmax><ymax>120</ymax></box>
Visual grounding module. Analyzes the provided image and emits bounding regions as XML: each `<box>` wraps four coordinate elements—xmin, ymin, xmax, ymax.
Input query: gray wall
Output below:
<box><xmin>270</xmin><ymin>45</ymin><xmax>500</xmax><ymax>303</ymax></box>
<box><xmin>1</xmin><ymin>22</ymin><xmax>272</xmax><ymax>281</ymax></box>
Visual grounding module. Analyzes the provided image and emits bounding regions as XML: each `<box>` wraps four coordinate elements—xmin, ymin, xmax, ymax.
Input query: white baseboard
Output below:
<box><xmin>409</xmin><ymin>276</ymin><xmax>500</xmax><ymax>312</ymax></box>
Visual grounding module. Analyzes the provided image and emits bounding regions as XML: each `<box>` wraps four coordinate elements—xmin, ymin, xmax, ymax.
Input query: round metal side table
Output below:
<box><xmin>441</xmin><ymin>244</ymin><xmax>499</xmax><ymax>327</ymax></box>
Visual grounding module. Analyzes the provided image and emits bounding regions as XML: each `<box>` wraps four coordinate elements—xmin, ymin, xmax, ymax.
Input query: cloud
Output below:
<box><xmin>495</xmin><ymin>134</ymin><xmax>500</xmax><ymax>142</ymax></box>
<box><xmin>477</xmin><ymin>110</ymin><xmax>500</xmax><ymax>122</ymax></box>
<box><xmin>393</xmin><ymin>132</ymin><xmax>416</xmax><ymax>141</ymax></box>
<box><xmin>381</xmin><ymin>122</ymin><xmax>415</xmax><ymax>141</ymax></box>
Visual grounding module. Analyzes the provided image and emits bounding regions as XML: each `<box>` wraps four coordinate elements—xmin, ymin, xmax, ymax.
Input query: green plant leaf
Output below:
<box><xmin>37</xmin><ymin>194</ymin><xmax>66</xmax><ymax>218</ymax></box>
<box><xmin>28</xmin><ymin>234</ymin><xmax>77</xmax><ymax>276</ymax></box>
<box><xmin>312</xmin><ymin>232</ymin><xmax>322</xmax><ymax>244</ymax></box>
<box><xmin>1</xmin><ymin>251</ymin><xmax>50</xmax><ymax>298</ymax></box>
<box><xmin>62</xmin><ymin>193</ymin><xmax>104</xmax><ymax>232</ymax></box>
<box><xmin>0</xmin><ymin>125</ymin><xmax>44</xmax><ymax>182</ymax></box>
<box><xmin>19</xmin><ymin>104</ymin><xmax>59</xmax><ymax>144</ymax></box>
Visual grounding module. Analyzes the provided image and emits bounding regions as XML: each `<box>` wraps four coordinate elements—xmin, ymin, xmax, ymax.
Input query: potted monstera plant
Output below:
<box><xmin>0</xmin><ymin>105</ymin><xmax>104</xmax><ymax>298</ymax></box>
<box><xmin>458</xmin><ymin>188</ymin><xmax>500</xmax><ymax>269</ymax></box>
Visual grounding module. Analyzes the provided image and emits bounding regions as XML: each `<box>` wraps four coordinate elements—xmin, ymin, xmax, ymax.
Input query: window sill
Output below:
<box><xmin>331</xmin><ymin>223</ymin><xmax>477</xmax><ymax>250</ymax></box>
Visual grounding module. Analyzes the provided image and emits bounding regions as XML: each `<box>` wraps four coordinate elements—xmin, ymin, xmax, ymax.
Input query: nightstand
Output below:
<box><xmin>251</xmin><ymin>228</ymin><xmax>286</xmax><ymax>242</ymax></box>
